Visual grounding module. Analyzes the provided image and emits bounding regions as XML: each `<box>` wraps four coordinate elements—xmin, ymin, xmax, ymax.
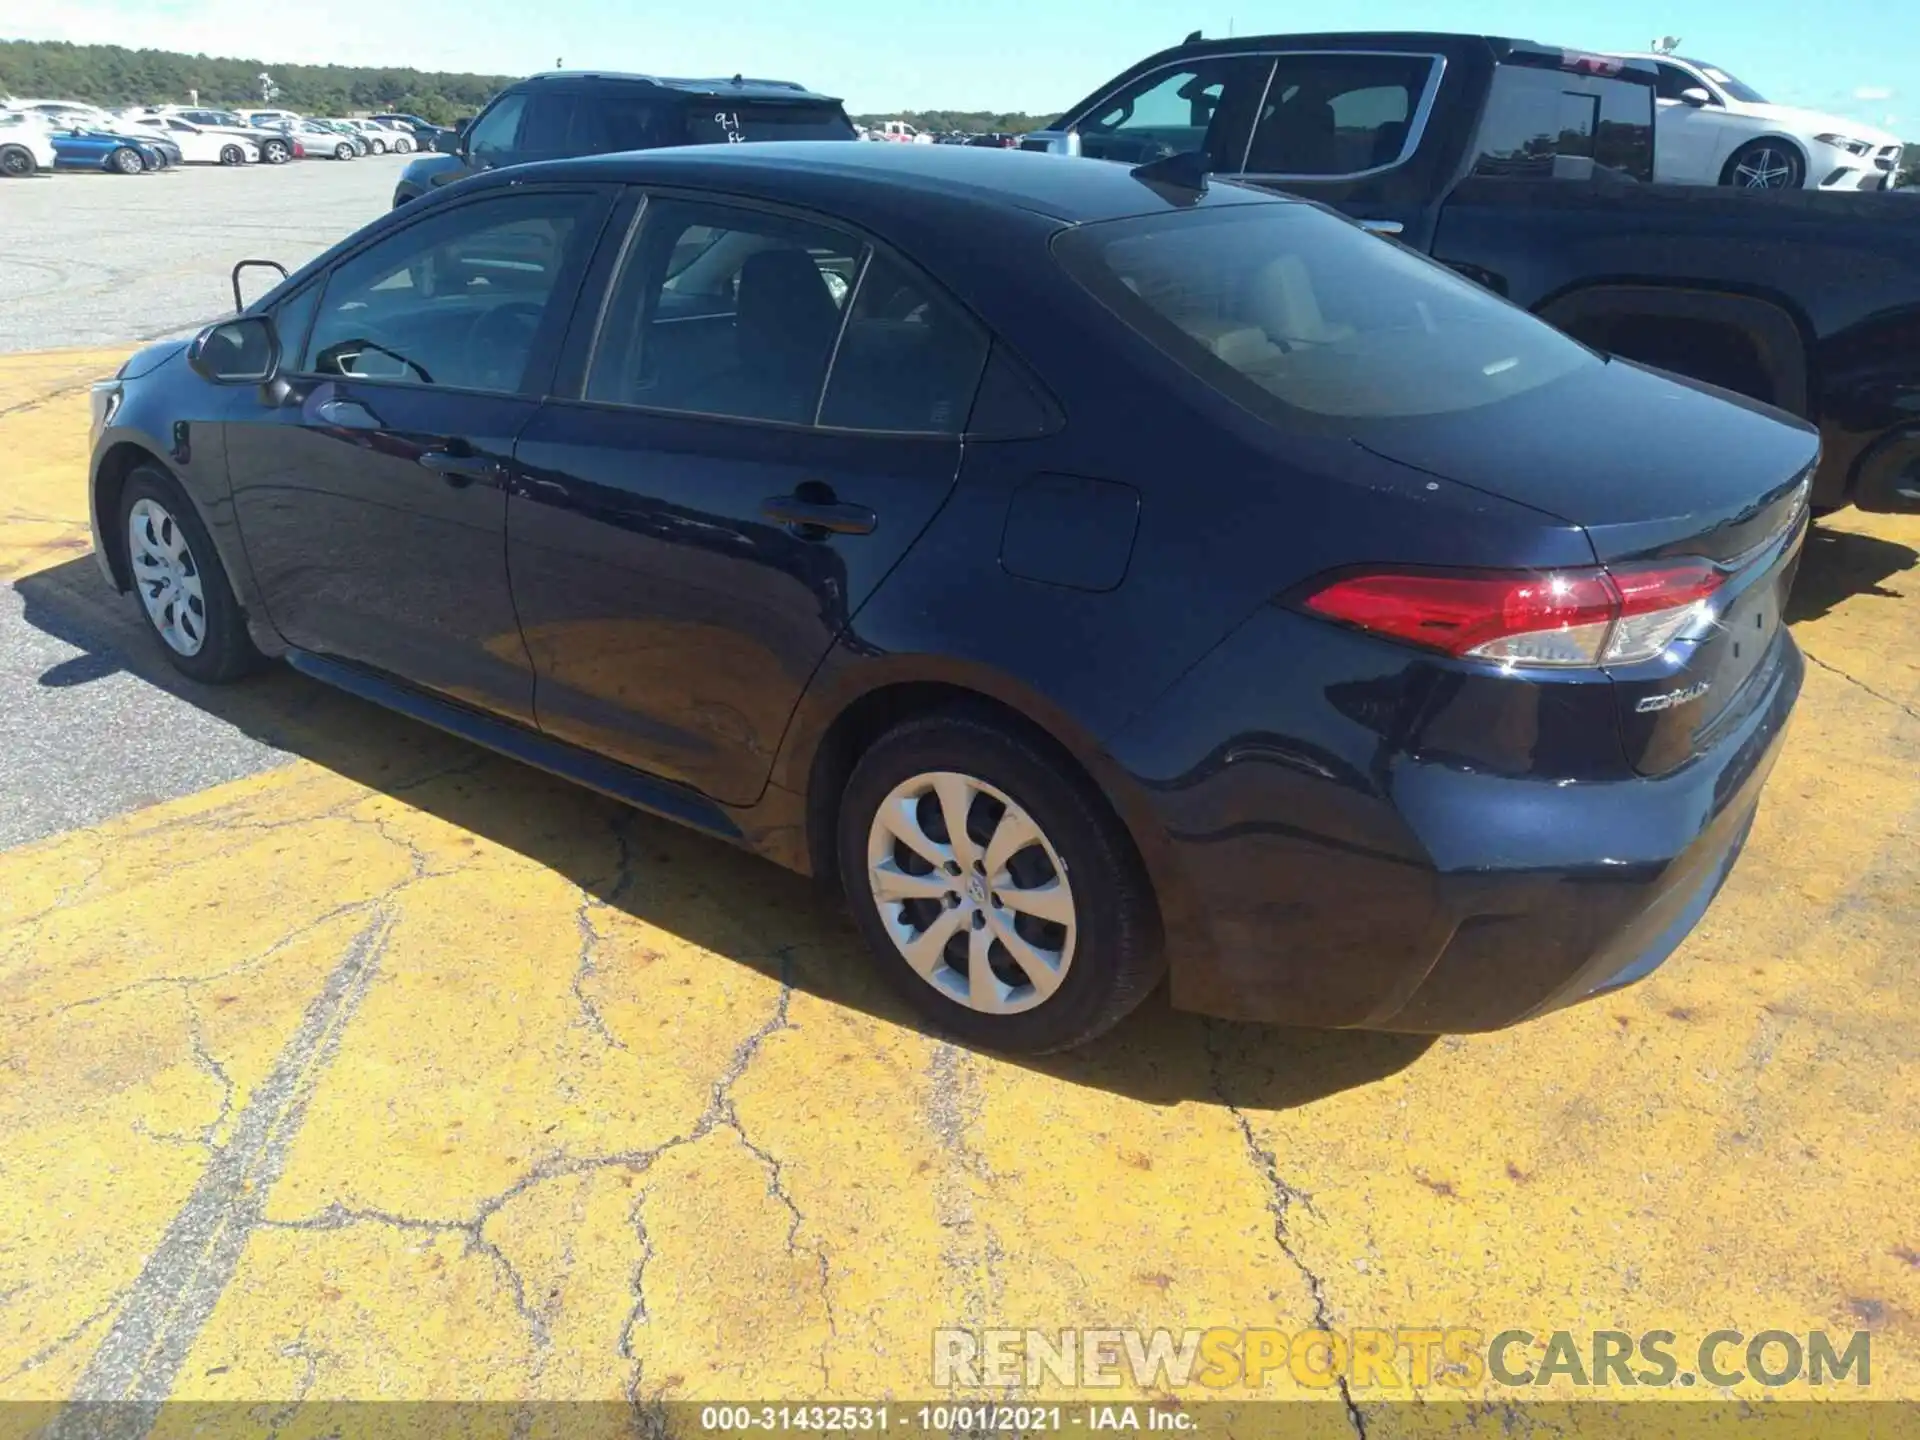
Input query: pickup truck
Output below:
<box><xmin>1023</xmin><ymin>32</ymin><xmax>1920</xmax><ymax>515</ymax></box>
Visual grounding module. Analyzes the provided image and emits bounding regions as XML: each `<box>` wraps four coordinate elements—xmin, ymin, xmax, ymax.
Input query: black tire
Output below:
<box><xmin>262</xmin><ymin>138</ymin><xmax>290</xmax><ymax>164</ymax></box>
<box><xmin>0</xmin><ymin>144</ymin><xmax>33</xmax><ymax>178</ymax></box>
<box><xmin>111</xmin><ymin>146</ymin><xmax>143</xmax><ymax>175</ymax></box>
<box><xmin>220</xmin><ymin>144</ymin><xmax>243</xmax><ymax>166</ymax></box>
<box><xmin>118</xmin><ymin>465</ymin><xmax>261</xmax><ymax>684</ymax></box>
<box><xmin>1721</xmin><ymin>138</ymin><xmax>1805</xmax><ymax>190</ymax></box>
<box><xmin>837</xmin><ymin>710</ymin><xmax>1164</xmax><ymax>1053</ymax></box>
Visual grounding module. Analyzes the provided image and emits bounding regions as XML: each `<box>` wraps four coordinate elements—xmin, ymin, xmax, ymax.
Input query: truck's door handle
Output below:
<box><xmin>761</xmin><ymin>494</ymin><xmax>877</xmax><ymax>536</ymax></box>
<box><xmin>419</xmin><ymin>449</ymin><xmax>501</xmax><ymax>487</ymax></box>
<box><xmin>1358</xmin><ymin>218</ymin><xmax>1405</xmax><ymax>236</ymax></box>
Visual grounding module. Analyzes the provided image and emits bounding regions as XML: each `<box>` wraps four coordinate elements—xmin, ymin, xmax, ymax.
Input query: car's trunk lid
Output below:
<box><xmin>1356</xmin><ymin>358</ymin><xmax>1817</xmax><ymax>774</ymax></box>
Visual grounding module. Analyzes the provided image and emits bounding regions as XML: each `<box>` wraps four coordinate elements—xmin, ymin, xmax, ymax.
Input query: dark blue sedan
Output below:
<box><xmin>50</xmin><ymin>127</ymin><xmax>164</xmax><ymax>174</ymax></box>
<box><xmin>85</xmin><ymin>144</ymin><xmax>1814</xmax><ymax>1051</ymax></box>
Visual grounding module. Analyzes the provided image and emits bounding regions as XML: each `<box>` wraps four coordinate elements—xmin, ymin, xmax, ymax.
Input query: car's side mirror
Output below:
<box><xmin>187</xmin><ymin>315</ymin><xmax>280</xmax><ymax>385</ymax></box>
<box><xmin>1679</xmin><ymin>87</ymin><xmax>1712</xmax><ymax>107</ymax></box>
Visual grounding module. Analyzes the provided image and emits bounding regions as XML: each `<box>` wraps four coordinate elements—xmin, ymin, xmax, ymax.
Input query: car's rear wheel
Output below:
<box><xmin>219</xmin><ymin>144</ymin><xmax>243</xmax><ymax>166</ymax></box>
<box><xmin>111</xmin><ymin>146</ymin><xmax>143</xmax><ymax>175</ymax></box>
<box><xmin>120</xmin><ymin>466</ymin><xmax>260</xmax><ymax>684</ymax></box>
<box><xmin>0</xmin><ymin>145</ymin><xmax>33</xmax><ymax>178</ymax></box>
<box><xmin>1722</xmin><ymin>139</ymin><xmax>1804</xmax><ymax>189</ymax></box>
<box><xmin>262</xmin><ymin>138</ymin><xmax>290</xmax><ymax>164</ymax></box>
<box><xmin>837</xmin><ymin>711</ymin><xmax>1163</xmax><ymax>1053</ymax></box>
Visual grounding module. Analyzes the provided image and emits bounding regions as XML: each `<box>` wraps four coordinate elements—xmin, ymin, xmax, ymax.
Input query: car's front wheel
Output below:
<box><xmin>0</xmin><ymin>144</ymin><xmax>34</xmax><ymax>178</ymax></box>
<box><xmin>219</xmin><ymin>144</ymin><xmax>244</xmax><ymax>166</ymax></box>
<box><xmin>1722</xmin><ymin>138</ymin><xmax>1805</xmax><ymax>189</ymax></box>
<box><xmin>110</xmin><ymin>146</ymin><xmax>143</xmax><ymax>175</ymax></box>
<box><xmin>837</xmin><ymin>711</ymin><xmax>1163</xmax><ymax>1053</ymax></box>
<box><xmin>394</xmin><ymin>137</ymin><xmax>414</xmax><ymax>153</ymax></box>
<box><xmin>120</xmin><ymin>465</ymin><xmax>260</xmax><ymax>684</ymax></box>
<box><xmin>368</xmin><ymin>138</ymin><xmax>386</xmax><ymax>154</ymax></box>
<box><xmin>334</xmin><ymin>142</ymin><xmax>354</xmax><ymax>160</ymax></box>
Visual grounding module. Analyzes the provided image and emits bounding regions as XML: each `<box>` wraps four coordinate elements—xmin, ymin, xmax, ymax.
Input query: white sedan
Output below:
<box><xmin>119</xmin><ymin>115</ymin><xmax>259</xmax><ymax>165</ymax></box>
<box><xmin>1616</xmin><ymin>52</ymin><xmax>1903</xmax><ymax>190</ymax></box>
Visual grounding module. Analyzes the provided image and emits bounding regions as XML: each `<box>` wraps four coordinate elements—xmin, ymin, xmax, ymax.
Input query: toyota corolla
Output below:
<box><xmin>86</xmin><ymin>144</ymin><xmax>1814</xmax><ymax>1052</ymax></box>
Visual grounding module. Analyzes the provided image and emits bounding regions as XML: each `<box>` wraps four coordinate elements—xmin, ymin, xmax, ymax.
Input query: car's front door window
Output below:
<box><xmin>466</xmin><ymin>94</ymin><xmax>526</xmax><ymax>165</ymax></box>
<box><xmin>302</xmin><ymin>191</ymin><xmax>595</xmax><ymax>395</ymax></box>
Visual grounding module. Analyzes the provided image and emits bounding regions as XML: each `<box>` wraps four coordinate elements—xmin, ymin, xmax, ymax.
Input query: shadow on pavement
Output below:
<box><xmin>1787</xmin><ymin>523</ymin><xmax>1917</xmax><ymax>624</ymax></box>
<box><xmin>16</xmin><ymin>553</ymin><xmax>1433</xmax><ymax>1110</ymax></box>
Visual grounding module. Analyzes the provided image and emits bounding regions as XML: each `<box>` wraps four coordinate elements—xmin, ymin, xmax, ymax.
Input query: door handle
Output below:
<box><xmin>316</xmin><ymin>396</ymin><xmax>380</xmax><ymax>428</ymax></box>
<box><xmin>418</xmin><ymin>449</ymin><xmax>502</xmax><ymax>487</ymax></box>
<box><xmin>761</xmin><ymin>494</ymin><xmax>877</xmax><ymax>537</ymax></box>
<box><xmin>1358</xmin><ymin>218</ymin><xmax>1405</xmax><ymax>236</ymax></box>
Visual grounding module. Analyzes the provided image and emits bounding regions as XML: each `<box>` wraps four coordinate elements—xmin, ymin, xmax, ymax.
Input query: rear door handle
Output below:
<box><xmin>761</xmin><ymin>494</ymin><xmax>877</xmax><ymax>536</ymax></box>
<box><xmin>419</xmin><ymin>449</ymin><xmax>502</xmax><ymax>487</ymax></box>
<box><xmin>1358</xmin><ymin>218</ymin><xmax>1405</xmax><ymax>236</ymax></box>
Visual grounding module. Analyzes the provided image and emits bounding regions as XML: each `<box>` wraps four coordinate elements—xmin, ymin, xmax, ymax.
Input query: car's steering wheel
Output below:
<box><xmin>468</xmin><ymin>302</ymin><xmax>546</xmax><ymax>390</ymax></box>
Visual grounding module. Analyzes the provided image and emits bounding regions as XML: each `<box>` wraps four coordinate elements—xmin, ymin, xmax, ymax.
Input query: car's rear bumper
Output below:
<box><xmin>1104</xmin><ymin>607</ymin><xmax>1802</xmax><ymax>1032</ymax></box>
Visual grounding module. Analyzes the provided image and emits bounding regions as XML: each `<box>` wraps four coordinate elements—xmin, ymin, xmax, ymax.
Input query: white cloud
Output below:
<box><xmin>1855</xmin><ymin>86</ymin><xmax>1895</xmax><ymax>101</ymax></box>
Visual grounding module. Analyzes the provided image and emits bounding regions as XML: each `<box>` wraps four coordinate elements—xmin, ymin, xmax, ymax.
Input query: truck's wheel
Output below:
<box><xmin>1722</xmin><ymin>139</ymin><xmax>1804</xmax><ymax>190</ymax></box>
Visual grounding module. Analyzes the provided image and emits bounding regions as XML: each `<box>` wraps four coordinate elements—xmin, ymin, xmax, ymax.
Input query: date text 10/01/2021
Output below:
<box><xmin>698</xmin><ymin>1406</ymin><xmax>1190</xmax><ymax>1431</ymax></box>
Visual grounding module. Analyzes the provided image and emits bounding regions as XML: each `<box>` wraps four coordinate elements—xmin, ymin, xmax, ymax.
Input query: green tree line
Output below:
<box><xmin>0</xmin><ymin>39</ymin><xmax>515</xmax><ymax>124</ymax></box>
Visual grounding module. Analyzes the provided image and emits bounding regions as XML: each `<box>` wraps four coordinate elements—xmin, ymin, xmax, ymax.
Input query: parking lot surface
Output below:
<box><xmin>2</xmin><ymin>337</ymin><xmax>1919</xmax><ymax>1421</ymax></box>
<box><xmin>0</xmin><ymin>160</ymin><xmax>401</xmax><ymax>355</ymax></box>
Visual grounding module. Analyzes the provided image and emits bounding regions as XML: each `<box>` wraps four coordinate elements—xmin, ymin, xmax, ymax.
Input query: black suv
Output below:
<box><xmin>391</xmin><ymin>71</ymin><xmax>856</xmax><ymax>207</ymax></box>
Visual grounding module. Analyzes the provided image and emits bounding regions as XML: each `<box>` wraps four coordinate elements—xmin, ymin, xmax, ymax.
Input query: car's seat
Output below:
<box><xmin>1245</xmin><ymin>98</ymin><xmax>1337</xmax><ymax>174</ymax></box>
<box><xmin>730</xmin><ymin>248</ymin><xmax>842</xmax><ymax>421</ymax></box>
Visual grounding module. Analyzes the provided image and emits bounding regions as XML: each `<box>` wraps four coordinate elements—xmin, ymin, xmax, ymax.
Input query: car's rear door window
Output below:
<box><xmin>1072</xmin><ymin>56</ymin><xmax>1271</xmax><ymax>168</ymax></box>
<box><xmin>818</xmin><ymin>252</ymin><xmax>990</xmax><ymax>434</ymax></box>
<box><xmin>1472</xmin><ymin>62</ymin><xmax>1655</xmax><ymax>182</ymax></box>
<box><xmin>586</xmin><ymin>199</ymin><xmax>861</xmax><ymax>424</ymax></box>
<box><xmin>1239</xmin><ymin>53</ymin><xmax>1441</xmax><ymax>177</ymax></box>
<box><xmin>573</xmin><ymin>95</ymin><xmax>672</xmax><ymax>151</ymax></box>
<box><xmin>1055</xmin><ymin>202</ymin><xmax>1595</xmax><ymax>423</ymax></box>
<box><xmin>681</xmin><ymin>102</ymin><xmax>856</xmax><ymax>144</ymax></box>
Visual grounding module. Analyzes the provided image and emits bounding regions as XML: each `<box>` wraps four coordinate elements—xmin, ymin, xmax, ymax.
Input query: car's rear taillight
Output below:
<box><xmin>1302</xmin><ymin>560</ymin><xmax>1724</xmax><ymax>669</ymax></box>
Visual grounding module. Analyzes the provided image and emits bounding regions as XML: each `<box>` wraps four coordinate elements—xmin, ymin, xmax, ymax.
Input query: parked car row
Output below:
<box><xmin>0</xmin><ymin>97</ymin><xmax>444</xmax><ymax>176</ymax></box>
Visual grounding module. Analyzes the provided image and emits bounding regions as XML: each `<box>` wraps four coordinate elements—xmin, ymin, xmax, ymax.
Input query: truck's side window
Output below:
<box><xmin>1471</xmin><ymin>65</ymin><xmax>1653</xmax><ymax>183</ymax></box>
<box><xmin>1240</xmin><ymin>54</ymin><xmax>1439</xmax><ymax>177</ymax></box>
<box><xmin>1075</xmin><ymin>57</ymin><xmax>1271</xmax><ymax>169</ymax></box>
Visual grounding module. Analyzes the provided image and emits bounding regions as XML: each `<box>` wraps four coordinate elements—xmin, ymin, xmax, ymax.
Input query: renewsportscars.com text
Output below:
<box><xmin>933</xmin><ymin>1328</ymin><xmax>1872</xmax><ymax>1391</ymax></box>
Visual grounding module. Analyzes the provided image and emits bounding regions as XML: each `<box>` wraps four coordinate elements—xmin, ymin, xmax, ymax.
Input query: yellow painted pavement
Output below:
<box><xmin>1</xmin><ymin>350</ymin><xmax>1917</xmax><ymax>1433</ymax></box>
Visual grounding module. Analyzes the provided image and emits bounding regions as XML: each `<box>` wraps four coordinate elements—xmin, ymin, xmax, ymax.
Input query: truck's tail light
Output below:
<box><xmin>1302</xmin><ymin>561</ymin><xmax>1724</xmax><ymax>669</ymax></box>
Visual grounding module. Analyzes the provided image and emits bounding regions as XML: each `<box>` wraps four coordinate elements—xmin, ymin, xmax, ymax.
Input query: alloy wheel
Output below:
<box><xmin>0</xmin><ymin>147</ymin><xmax>31</xmax><ymax>178</ymax></box>
<box><xmin>865</xmin><ymin>770</ymin><xmax>1076</xmax><ymax>1014</ymax></box>
<box><xmin>1733</xmin><ymin>146</ymin><xmax>1795</xmax><ymax>188</ymax></box>
<box><xmin>128</xmin><ymin>497</ymin><xmax>208</xmax><ymax>656</ymax></box>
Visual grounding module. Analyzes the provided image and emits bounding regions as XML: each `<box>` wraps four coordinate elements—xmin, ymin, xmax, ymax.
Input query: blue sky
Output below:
<box><xmin>5</xmin><ymin>0</ymin><xmax>1913</xmax><ymax>130</ymax></box>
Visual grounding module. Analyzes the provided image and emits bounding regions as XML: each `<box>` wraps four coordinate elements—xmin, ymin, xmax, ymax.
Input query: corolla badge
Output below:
<box><xmin>1636</xmin><ymin>681</ymin><xmax>1713</xmax><ymax>714</ymax></box>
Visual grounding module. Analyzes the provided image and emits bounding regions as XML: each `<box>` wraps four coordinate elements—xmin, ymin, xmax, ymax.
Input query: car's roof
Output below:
<box><xmin>508</xmin><ymin>70</ymin><xmax>839</xmax><ymax>104</ymax></box>
<box><xmin>516</xmin><ymin>141</ymin><xmax>1289</xmax><ymax>225</ymax></box>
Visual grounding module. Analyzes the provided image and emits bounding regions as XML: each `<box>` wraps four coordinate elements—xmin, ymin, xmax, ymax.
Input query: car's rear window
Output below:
<box><xmin>682</xmin><ymin>101</ymin><xmax>855</xmax><ymax>144</ymax></box>
<box><xmin>1054</xmin><ymin>202</ymin><xmax>1595</xmax><ymax>421</ymax></box>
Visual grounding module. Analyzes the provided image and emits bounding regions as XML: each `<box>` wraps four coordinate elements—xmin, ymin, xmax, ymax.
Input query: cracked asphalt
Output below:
<box><xmin>2</xmin><ymin>343</ymin><xmax>1918</xmax><ymax>1429</ymax></box>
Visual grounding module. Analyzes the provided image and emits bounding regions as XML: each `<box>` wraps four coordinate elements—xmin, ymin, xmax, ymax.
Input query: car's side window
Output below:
<box><xmin>1239</xmin><ymin>54</ymin><xmax>1439</xmax><ymax>177</ymax></box>
<box><xmin>300</xmin><ymin>191</ymin><xmax>594</xmax><ymax>394</ymax></box>
<box><xmin>1654</xmin><ymin>64</ymin><xmax>1716</xmax><ymax>103</ymax></box>
<box><xmin>517</xmin><ymin>93</ymin><xmax>578</xmax><ymax>157</ymax></box>
<box><xmin>1471</xmin><ymin>64</ymin><xmax>1654</xmax><ymax>183</ymax></box>
<box><xmin>466</xmin><ymin>93</ymin><xmax>527</xmax><ymax>164</ymax></box>
<box><xmin>818</xmin><ymin>252</ymin><xmax>990</xmax><ymax>435</ymax></box>
<box><xmin>271</xmin><ymin>282</ymin><xmax>322</xmax><ymax>367</ymax></box>
<box><xmin>574</xmin><ymin>94</ymin><xmax>671</xmax><ymax>152</ymax></box>
<box><xmin>585</xmin><ymin>199</ymin><xmax>861</xmax><ymax>426</ymax></box>
<box><xmin>1076</xmin><ymin>56</ymin><xmax>1273</xmax><ymax>169</ymax></box>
